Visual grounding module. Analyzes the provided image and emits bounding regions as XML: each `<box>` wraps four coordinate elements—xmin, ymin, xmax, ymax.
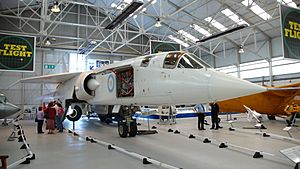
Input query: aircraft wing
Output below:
<box><xmin>274</xmin><ymin>82</ymin><xmax>300</xmax><ymax>88</ymax></box>
<box><xmin>267</xmin><ymin>87</ymin><xmax>300</xmax><ymax>91</ymax></box>
<box><xmin>9</xmin><ymin>72</ymin><xmax>81</xmax><ymax>88</ymax></box>
<box><xmin>271</xmin><ymin>88</ymin><xmax>300</xmax><ymax>114</ymax></box>
<box><xmin>19</xmin><ymin>72</ymin><xmax>81</xmax><ymax>83</ymax></box>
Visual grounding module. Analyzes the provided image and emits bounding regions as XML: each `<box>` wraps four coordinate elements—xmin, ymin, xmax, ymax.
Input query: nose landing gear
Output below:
<box><xmin>117</xmin><ymin>106</ymin><xmax>138</xmax><ymax>138</ymax></box>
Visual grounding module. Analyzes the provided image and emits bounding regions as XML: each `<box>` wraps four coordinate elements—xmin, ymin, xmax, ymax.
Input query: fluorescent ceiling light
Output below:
<box><xmin>90</xmin><ymin>40</ymin><xmax>96</xmax><ymax>45</ymax></box>
<box><xmin>45</xmin><ymin>38</ymin><xmax>51</xmax><ymax>45</ymax></box>
<box><xmin>168</xmin><ymin>35</ymin><xmax>190</xmax><ymax>47</ymax></box>
<box><xmin>277</xmin><ymin>0</ymin><xmax>297</xmax><ymax>8</ymax></box>
<box><xmin>51</xmin><ymin>1</ymin><xmax>60</xmax><ymax>13</ymax></box>
<box><xmin>191</xmin><ymin>24</ymin><xmax>212</xmax><ymax>37</ymax></box>
<box><xmin>241</xmin><ymin>0</ymin><xmax>271</xmax><ymax>20</ymax></box>
<box><xmin>155</xmin><ymin>18</ymin><xmax>161</xmax><ymax>27</ymax></box>
<box><xmin>111</xmin><ymin>3</ymin><xmax>117</xmax><ymax>8</ymax></box>
<box><xmin>204</xmin><ymin>17</ymin><xmax>228</xmax><ymax>31</ymax></box>
<box><xmin>178</xmin><ymin>30</ymin><xmax>199</xmax><ymax>42</ymax></box>
<box><xmin>238</xmin><ymin>46</ymin><xmax>244</xmax><ymax>53</ymax></box>
<box><xmin>221</xmin><ymin>9</ymin><xmax>249</xmax><ymax>26</ymax></box>
<box><xmin>155</xmin><ymin>21</ymin><xmax>161</xmax><ymax>27</ymax></box>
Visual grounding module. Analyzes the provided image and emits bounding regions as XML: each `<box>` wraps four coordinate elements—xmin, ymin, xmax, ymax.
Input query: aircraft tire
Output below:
<box><xmin>267</xmin><ymin>115</ymin><xmax>276</xmax><ymax>120</ymax></box>
<box><xmin>67</xmin><ymin>105</ymin><xmax>82</xmax><ymax>121</ymax></box>
<box><xmin>118</xmin><ymin>122</ymin><xmax>128</xmax><ymax>138</ymax></box>
<box><xmin>98</xmin><ymin>114</ymin><xmax>107</xmax><ymax>122</ymax></box>
<box><xmin>128</xmin><ymin>121</ymin><xmax>137</xmax><ymax>137</ymax></box>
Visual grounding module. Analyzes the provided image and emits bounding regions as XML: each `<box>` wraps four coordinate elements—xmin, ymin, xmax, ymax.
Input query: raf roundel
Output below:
<box><xmin>107</xmin><ymin>74</ymin><xmax>114</xmax><ymax>93</ymax></box>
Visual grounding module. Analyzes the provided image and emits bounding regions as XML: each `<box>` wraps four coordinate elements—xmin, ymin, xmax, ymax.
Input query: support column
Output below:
<box><xmin>40</xmin><ymin>0</ymin><xmax>48</xmax><ymax>36</ymax></box>
<box><xmin>40</xmin><ymin>51</ymin><xmax>44</xmax><ymax>105</ymax></box>
<box><xmin>212</xmin><ymin>54</ymin><xmax>216</xmax><ymax>68</ymax></box>
<box><xmin>236</xmin><ymin>49</ymin><xmax>241</xmax><ymax>78</ymax></box>
<box><xmin>21</xmin><ymin>73</ymin><xmax>25</xmax><ymax>113</ymax></box>
<box><xmin>267</xmin><ymin>40</ymin><xmax>273</xmax><ymax>86</ymax></box>
<box><xmin>77</xmin><ymin>5</ymin><xmax>80</xmax><ymax>48</ymax></box>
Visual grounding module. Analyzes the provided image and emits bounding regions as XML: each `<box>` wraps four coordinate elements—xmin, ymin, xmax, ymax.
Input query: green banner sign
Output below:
<box><xmin>281</xmin><ymin>5</ymin><xmax>300</xmax><ymax>60</ymax></box>
<box><xmin>150</xmin><ymin>40</ymin><xmax>181</xmax><ymax>54</ymax></box>
<box><xmin>0</xmin><ymin>33</ymin><xmax>35</xmax><ymax>72</ymax></box>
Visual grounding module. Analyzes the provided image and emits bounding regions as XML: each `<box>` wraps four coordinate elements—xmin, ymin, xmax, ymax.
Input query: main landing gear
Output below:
<box><xmin>118</xmin><ymin>106</ymin><xmax>138</xmax><ymax>138</ymax></box>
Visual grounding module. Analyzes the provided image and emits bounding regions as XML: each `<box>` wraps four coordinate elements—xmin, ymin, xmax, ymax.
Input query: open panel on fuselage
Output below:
<box><xmin>115</xmin><ymin>66</ymin><xmax>134</xmax><ymax>98</ymax></box>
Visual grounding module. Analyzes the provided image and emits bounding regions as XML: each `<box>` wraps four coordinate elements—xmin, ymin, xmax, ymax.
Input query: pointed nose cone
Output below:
<box><xmin>6</xmin><ymin>102</ymin><xmax>21</xmax><ymax>114</ymax></box>
<box><xmin>87</xmin><ymin>78</ymin><xmax>100</xmax><ymax>91</ymax></box>
<box><xmin>209</xmin><ymin>71</ymin><xmax>266</xmax><ymax>101</ymax></box>
<box><xmin>13</xmin><ymin>107</ymin><xmax>21</xmax><ymax>113</ymax></box>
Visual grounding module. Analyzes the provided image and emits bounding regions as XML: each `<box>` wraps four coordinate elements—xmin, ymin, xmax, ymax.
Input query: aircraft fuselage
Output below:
<box><xmin>57</xmin><ymin>52</ymin><xmax>266</xmax><ymax>106</ymax></box>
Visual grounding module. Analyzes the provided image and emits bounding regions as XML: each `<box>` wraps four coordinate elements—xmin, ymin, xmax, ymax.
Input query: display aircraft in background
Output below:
<box><xmin>12</xmin><ymin>51</ymin><xmax>266</xmax><ymax>137</ymax></box>
<box><xmin>217</xmin><ymin>82</ymin><xmax>300</xmax><ymax>124</ymax></box>
<box><xmin>0</xmin><ymin>93</ymin><xmax>20</xmax><ymax>120</ymax></box>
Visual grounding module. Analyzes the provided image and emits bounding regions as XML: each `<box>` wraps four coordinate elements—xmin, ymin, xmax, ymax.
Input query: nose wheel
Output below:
<box><xmin>118</xmin><ymin>120</ymin><xmax>137</xmax><ymax>138</ymax></box>
<box><xmin>117</xmin><ymin>106</ymin><xmax>138</xmax><ymax>138</ymax></box>
<box><xmin>118</xmin><ymin>121</ymin><xmax>129</xmax><ymax>138</ymax></box>
<box><xmin>129</xmin><ymin>121</ymin><xmax>137</xmax><ymax>137</ymax></box>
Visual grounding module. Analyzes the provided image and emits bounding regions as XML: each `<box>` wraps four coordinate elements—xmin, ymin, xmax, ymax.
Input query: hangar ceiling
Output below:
<box><xmin>0</xmin><ymin>0</ymin><xmax>297</xmax><ymax>58</ymax></box>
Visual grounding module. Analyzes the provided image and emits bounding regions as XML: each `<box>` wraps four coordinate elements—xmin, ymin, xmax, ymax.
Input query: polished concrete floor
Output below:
<box><xmin>0</xmin><ymin>114</ymin><xmax>299</xmax><ymax>169</ymax></box>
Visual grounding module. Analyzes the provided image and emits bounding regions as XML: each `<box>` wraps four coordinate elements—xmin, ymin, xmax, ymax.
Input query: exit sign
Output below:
<box><xmin>44</xmin><ymin>64</ymin><xmax>55</xmax><ymax>69</ymax></box>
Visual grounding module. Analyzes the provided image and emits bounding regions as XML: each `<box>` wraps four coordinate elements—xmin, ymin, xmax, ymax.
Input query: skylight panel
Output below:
<box><xmin>123</xmin><ymin>0</ymin><xmax>133</xmax><ymax>4</ymax></box>
<box><xmin>147</xmin><ymin>0</ymin><xmax>157</xmax><ymax>4</ymax></box>
<box><xmin>178</xmin><ymin>30</ymin><xmax>199</xmax><ymax>42</ymax></box>
<box><xmin>168</xmin><ymin>35</ymin><xmax>190</xmax><ymax>47</ymax></box>
<box><xmin>221</xmin><ymin>9</ymin><xmax>249</xmax><ymax>26</ymax></box>
<box><xmin>277</xmin><ymin>0</ymin><xmax>297</xmax><ymax>8</ymax></box>
<box><xmin>204</xmin><ymin>17</ymin><xmax>228</xmax><ymax>31</ymax></box>
<box><xmin>190</xmin><ymin>24</ymin><xmax>212</xmax><ymax>37</ymax></box>
<box><xmin>241</xmin><ymin>0</ymin><xmax>271</xmax><ymax>20</ymax></box>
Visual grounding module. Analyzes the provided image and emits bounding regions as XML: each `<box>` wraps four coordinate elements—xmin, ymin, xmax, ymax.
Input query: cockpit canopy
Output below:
<box><xmin>139</xmin><ymin>51</ymin><xmax>211</xmax><ymax>69</ymax></box>
<box><xmin>163</xmin><ymin>52</ymin><xmax>211</xmax><ymax>69</ymax></box>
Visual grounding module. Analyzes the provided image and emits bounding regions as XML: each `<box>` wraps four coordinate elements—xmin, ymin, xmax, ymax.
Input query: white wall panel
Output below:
<box><xmin>241</xmin><ymin>41</ymin><xmax>269</xmax><ymax>63</ymax></box>
<box><xmin>215</xmin><ymin>49</ymin><xmax>237</xmax><ymax>67</ymax></box>
<box><xmin>271</xmin><ymin>37</ymin><xmax>283</xmax><ymax>57</ymax></box>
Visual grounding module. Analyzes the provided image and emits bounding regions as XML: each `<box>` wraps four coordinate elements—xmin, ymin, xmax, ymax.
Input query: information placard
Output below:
<box><xmin>280</xmin><ymin>145</ymin><xmax>300</xmax><ymax>163</ymax></box>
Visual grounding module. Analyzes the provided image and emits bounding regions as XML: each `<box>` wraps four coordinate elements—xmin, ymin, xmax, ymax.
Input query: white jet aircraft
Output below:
<box><xmin>13</xmin><ymin>51</ymin><xmax>266</xmax><ymax>137</ymax></box>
